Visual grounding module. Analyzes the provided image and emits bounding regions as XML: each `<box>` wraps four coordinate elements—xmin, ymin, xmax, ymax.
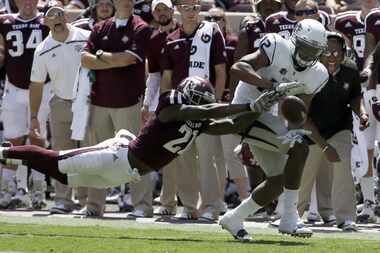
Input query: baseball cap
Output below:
<box><xmin>152</xmin><ymin>0</ymin><xmax>173</xmax><ymax>11</ymax></box>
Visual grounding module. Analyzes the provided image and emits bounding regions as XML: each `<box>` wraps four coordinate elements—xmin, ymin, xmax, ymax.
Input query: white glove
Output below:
<box><xmin>278</xmin><ymin>129</ymin><xmax>311</xmax><ymax>148</ymax></box>
<box><xmin>273</xmin><ymin>81</ymin><xmax>305</xmax><ymax>96</ymax></box>
<box><xmin>250</xmin><ymin>90</ymin><xmax>280</xmax><ymax>113</ymax></box>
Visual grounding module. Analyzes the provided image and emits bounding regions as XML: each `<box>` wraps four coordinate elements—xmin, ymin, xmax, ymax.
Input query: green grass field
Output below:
<box><xmin>0</xmin><ymin>223</ymin><xmax>380</xmax><ymax>253</ymax></box>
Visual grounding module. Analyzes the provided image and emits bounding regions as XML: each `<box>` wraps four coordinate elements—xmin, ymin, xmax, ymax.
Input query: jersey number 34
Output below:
<box><xmin>6</xmin><ymin>30</ymin><xmax>42</xmax><ymax>57</ymax></box>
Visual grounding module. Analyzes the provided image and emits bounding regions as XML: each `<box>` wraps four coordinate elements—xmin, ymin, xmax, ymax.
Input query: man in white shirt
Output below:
<box><xmin>29</xmin><ymin>6</ymin><xmax>90</xmax><ymax>214</ymax></box>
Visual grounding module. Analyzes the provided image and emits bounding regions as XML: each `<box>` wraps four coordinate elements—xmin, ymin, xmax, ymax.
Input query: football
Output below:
<box><xmin>280</xmin><ymin>96</ymin><xmax>307</xmax><ymax>126</ymax></box>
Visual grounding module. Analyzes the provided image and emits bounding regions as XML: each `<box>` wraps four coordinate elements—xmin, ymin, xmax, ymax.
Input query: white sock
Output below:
<box><xmin>275</xmin><ymin>193</ymin><xmax>284</xmax><ymax>215</ymax></box>
<box><xmin>360</xmin><ymin>176</ymin><xmax>375</xmax><ymax>203</ymax></box>
<box><xmin>283</xmin><ymin>188</ymin><xmax>299</xmax><ymax>214</ymax></box>
<box><xmin>231</xmin><ymin>195</ymin><xmax>262</xmax><ymax>221</ymax></box>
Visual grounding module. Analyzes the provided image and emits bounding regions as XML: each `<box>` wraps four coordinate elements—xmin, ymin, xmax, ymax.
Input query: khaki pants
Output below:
<box><xmin>49</xmin><ymin>96</ymin><xmax>77</xmax><ymax>206</ymax></box>
<box><xmin>298</xmin><ymin>130</ymin><xmax>356</xmax><ymax>224</ymax></box>
<box><xmin>196</xmin><ymin>134</ymin><xmax>226</xmax><ymax>214</ymax></box>
<box><xmin>160</xmin><ymin>143</ymin><xmax>199</xmax><ymax>212</ymax></box>
<box><xmin>89</xmin><ymin>103</ymin><xmax>154</xmax><ymax>213</ymax></box>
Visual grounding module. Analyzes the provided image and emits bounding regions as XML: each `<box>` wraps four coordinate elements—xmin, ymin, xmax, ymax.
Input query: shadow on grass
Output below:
<box><xmin>0</xmin><ymin>232</ymin><xmax>309</xmax><ymax>246</ymax></box>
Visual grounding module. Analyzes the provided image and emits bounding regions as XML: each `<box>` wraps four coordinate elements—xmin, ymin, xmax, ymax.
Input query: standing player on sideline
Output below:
<box><xmin>0</xmin><ymin>0</ymin><xmax>50</xmax><ymax>209</ymax></box>
<box><xmin>220</xmin><ymin>19</ymin><xmax>329</xmax><ymax>240</ymax></box>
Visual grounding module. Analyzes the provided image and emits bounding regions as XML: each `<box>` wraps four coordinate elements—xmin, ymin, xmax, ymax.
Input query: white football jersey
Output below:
<box><xmin>233</xmin><ymin>33</ymin><xmax>329</xmax><ymax>104</ymax></box>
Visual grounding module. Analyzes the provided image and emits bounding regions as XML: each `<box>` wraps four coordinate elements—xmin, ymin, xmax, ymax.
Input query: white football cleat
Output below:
<box><xmin>219</xmin><ymin>212</ymin><xmax>252</xmax><ymax>242</ymax></box>
<box><xmin>279</xmin><ymin>213</ymin><xmax>313</xmax><ymax>238</ymax></box>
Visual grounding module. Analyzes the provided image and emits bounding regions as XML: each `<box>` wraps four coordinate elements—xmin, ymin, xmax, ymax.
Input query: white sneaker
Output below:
<box><xmin>0</xmin><ymin>191</ymin><xmax>12</xmax><ymax>209</ymax></box>
<box><xmin>279</xmin><ymin>212</ymin><xmax>313</xmax><ymax>238</ymax></box>
<box><xmin>199</xmin><ymin>207</ymin><xmax>218</xmax><ymax>222</ymax></box>
<box><xmin>307</xmin><ymin>212</ymin><xmax>321</xmax><ymax>223</ymax></box>
<box><xmin>338</xmin><ymin>220</ymin><xmax>358</xmax><ymax>232</ymax></box>
<box><xmin>357</xmin><ymin>200</ymin><xmax>377</xmax><ymax>223</ymax></box>
<box><xmin>219</xmin><ymin>212</ymin><xmax>252</xmax><ymax>242</ymax></box>
<box><xmin>175</xmin><ymin>207</ymin><xmax>198</xmax><ymax>220</ymax></box>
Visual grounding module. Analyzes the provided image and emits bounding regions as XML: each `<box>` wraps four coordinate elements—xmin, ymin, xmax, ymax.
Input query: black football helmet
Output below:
<box><xmin>177</xmin><ymin>76</ymin><xmax>216</xmax><ymax>105</ymax></box>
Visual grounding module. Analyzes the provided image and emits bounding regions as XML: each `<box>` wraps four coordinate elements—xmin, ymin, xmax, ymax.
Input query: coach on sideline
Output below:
<box><xmin>81</xmin><ymin>0</ymin><xmax>152</xmax><ymax>217</ymax></box>
<box><xmin>29</xmin><ymin>6</ymin><xmax>90</xmax><ymax>214</ymax></box>
<box><xmin>298</xmin><ymin>32</ymin><xmax>369</xmax><ymax>232</ymax></box>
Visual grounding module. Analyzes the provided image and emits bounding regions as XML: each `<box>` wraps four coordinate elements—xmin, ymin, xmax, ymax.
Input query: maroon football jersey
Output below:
<box><xmin>365</xmin><ymin>8</ymin><xmax>380</xmax><ymax>44</ymax></box>
<box><xmin>0</xmin><ymin>13</ymin><xmax>49</xmax><ymax>89</ymax></box>
<box><xmin>244</xmin><ymin>17</ymin><xmax>266</xmax><ymax>54</ymax></box>
<box><xmin>128</xmin><ymin>90</ymin><xmax>208</xmax><ymax>169</ymax></box>
<box><xmin>335</xmin><ymin>11</ymin><xmax>365</xmax><ymax>70</ymax></box>
<box><xmin>160</xmin><ymin>23</ymin><xmax>226</xmax><ymax>89</ymax></box>
<box><xmin>265</xmin><ymin>11</ymin><xmax>297</xmax><ymax>39</ymax></box>
<box><xmin>265</xmin><ymin>11</ymin><xmax>330</xmax><ymax>39</ymax></box>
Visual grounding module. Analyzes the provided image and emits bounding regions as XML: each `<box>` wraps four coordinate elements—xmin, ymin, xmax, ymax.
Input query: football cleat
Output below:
<box><xmin>279</xmin><ymin>213</ymin><xmax>313</xmax><ymax>238</ymax></box>
<box><xmin>219</xmin><ymin>212</ymin><xmax>252</xmax><ymax>242</ymax></box>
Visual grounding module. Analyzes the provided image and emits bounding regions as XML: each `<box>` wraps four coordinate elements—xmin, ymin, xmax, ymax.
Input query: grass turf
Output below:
<box><xmin>0</xmin><ymin>223</ymin><xmax>379</xmax><ymax>253</ymax></box>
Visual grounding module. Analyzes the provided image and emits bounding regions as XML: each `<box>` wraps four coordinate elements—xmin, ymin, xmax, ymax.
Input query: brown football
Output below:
<box><xmin>280</xmin><ymin>96</ymin><xmax>307</xmax><ymax>126</ymax></box>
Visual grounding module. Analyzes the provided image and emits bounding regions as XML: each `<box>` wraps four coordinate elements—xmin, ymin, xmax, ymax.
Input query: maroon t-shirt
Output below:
<box><xmin>84</xmin><ymin>15</ymin><xmax>152</xmax><ymax>107</ymax></box>
<box><xmin>335</xmin><ymin>11</ymin><xmax>365</xmax><ymax>70</ymax></box>
<box><xmin>0</xmin><ymin>13</ymin><xmax>49</xmax><ymax>89</ymax></box>
<box><xmin>146</xmin><ymin>24</ymin><xmax>178</xmax><ymax>73</ymax></box>
<box><xmin>161</xmin><ymin>23</ymin><xmax>226</xmax><ymax>89</ymax></box>
<box><xmin>244</xmin><ymin>17</ymin><xmax>266</xmax><ymax>54</ymax></box>
<box><xmin>128</xmin><ymin>90</ymin><xmax>208</xmax><ymax>169</ymax></box>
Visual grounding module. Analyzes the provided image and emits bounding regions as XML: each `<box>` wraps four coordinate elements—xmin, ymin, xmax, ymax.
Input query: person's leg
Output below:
<box><xmin>329</xmin><ymin>130</ymin><xmax>357</xmax><ymax>229</ymax></box>
<box><xmin>220</xmin><ymin>146</ymin><xmax>287</xmax><ymax>241</ymax></box>
<box><xmin>158</xmin><ymin>160</ymin><xmax>179</xmax><ymax>215</ymax></box>
<box><xmin>49</xmin><ymin>96</ymin><xmax>77</xmax><ymax>213</ymax></box>
<box><xmin>221</xmin><ymin>134</ymin><xmax>249</xmax><ymax>200</ymax></box>
<box><xmin>197</xmin><ymin>134</ymin><xmax>225</xmax><ymax>221</ymax></box>
<box><xmin>297</xmin><ymin>144</ymin><xmax>323</xmax><ymax>217</ymax></box>
<box><xmin>113</xmin><ymin>104</ymin><xmax>154</xmax><ymax>217</ymax></box>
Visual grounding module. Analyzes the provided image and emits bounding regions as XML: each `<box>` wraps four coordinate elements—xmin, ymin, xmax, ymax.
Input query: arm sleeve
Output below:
<box><xmin>210</xmin><ymin>28</ymin><xmax>227</xmax><ymax>66</ymax></box>
<box><xmin>83</xmin><ymin>28</ymin><xmax>99</xmax><ymax>54</ymax></box>
<box><xmin>143</xmin><ymin>72</ymin><xmax>161</xmax><ymax>111</ymax></box>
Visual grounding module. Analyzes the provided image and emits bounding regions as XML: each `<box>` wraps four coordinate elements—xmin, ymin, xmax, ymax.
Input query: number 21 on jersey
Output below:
<box><xmin>6</xmin><ymin>29</ymin><xmax>42</xmax><ymax>57</ymax></box>
<box><xmin>164</xmin><ymin>124</ymin><xmax>199</xmax><ymax>154</ymax></box>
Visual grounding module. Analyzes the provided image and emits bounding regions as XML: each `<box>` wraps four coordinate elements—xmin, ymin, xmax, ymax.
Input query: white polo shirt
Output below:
<box><xmin>31</xmin><ymin>25</ymin><xmax>90</xmax><ymax>100</ymax></box>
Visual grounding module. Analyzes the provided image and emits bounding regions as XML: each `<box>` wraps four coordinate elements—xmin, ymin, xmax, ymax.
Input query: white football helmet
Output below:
<box><xmin>290</xmin><ymin>19</ymin><xmax>327</xmax><ymax>69</ymax></box>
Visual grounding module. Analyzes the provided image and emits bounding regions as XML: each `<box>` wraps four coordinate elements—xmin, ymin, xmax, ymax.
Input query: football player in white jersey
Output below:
<box><xmin>219</xmin><ymin>19</ymin><xmax>329</xmax><ymax>241</ymax></box>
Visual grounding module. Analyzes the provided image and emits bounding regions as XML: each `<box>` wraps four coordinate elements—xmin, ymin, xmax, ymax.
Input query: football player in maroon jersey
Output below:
<box><xmin>0</xmin><ymin>0</ymin><xmax>50</xmax><ymax>210</ymax></box>
<box><xmin>0</xmin><ymin>76</ymin><xmax>277</xmax><ymax>193</ymax></box>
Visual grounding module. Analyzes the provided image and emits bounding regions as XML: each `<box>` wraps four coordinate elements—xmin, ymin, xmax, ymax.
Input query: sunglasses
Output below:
<box><xmin>322</xmin><ymin>50</ymin><xmax>340</xmax><ymax>57</ymax></box>
<box><xmin>180</xmin><ymin>4</ymin><xmax>201</xmax><ymax>12</ymax></box>
<box><xmin>295</xmin><ymin>8</ymin><xmax>318</xmax><ymax>16</ymax></box>
<box><xmin>205</xmin><ymin>16</ymin><xmax>224</xmax><ymax>22</ymax></box>
<box><xmin>45</xmin><ymin>11</ymin><xmax>64</xmax><ymax>20</ymax></box>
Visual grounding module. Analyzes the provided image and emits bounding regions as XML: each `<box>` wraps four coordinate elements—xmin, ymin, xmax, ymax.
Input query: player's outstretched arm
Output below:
<box><xmin>158</xmin><ymin>103</ymin><xmax>252</xmax><ymax>122</ymax></box>
<box><xmin>203</xmin><ymin>111</ymin><xmax>260</xmax><ymax>135</ymax></box>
